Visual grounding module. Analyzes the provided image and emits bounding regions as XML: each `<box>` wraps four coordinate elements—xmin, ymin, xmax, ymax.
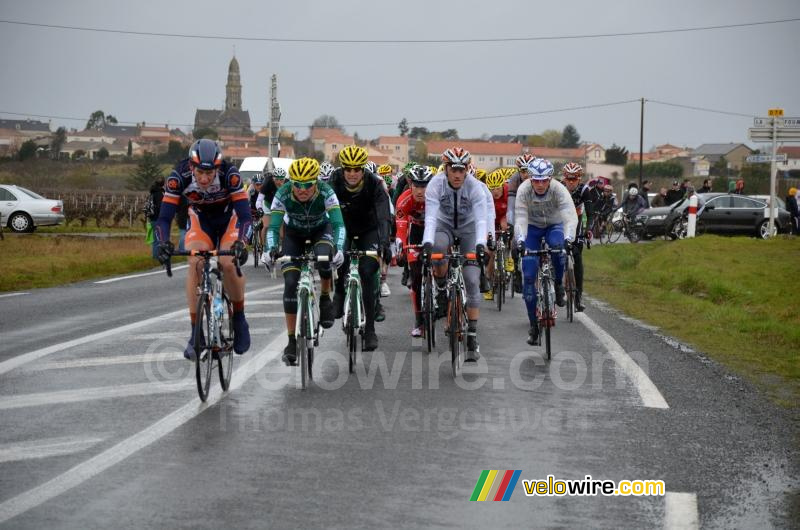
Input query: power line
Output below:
<box><xmin>648</xmin><ymin>99</ymin><xmax>755</xmax><ymax>118</ymax></box>
<box><xmin>0</xmin><ymin>98</ymin><xmax>756</xmax><ymax>132</ymax></box>
<box><xmin>0</xmin><ymin>100</ymin><xmax>639</xmax><ymax>129</ymax></box>
<box><xmin>1</xmin><ymin>17</ymin><xmax>799</xmax><ymax>44</ymax></box>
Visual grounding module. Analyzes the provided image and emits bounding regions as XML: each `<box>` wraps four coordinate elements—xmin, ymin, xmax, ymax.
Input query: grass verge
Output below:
<box><xmin>585</xmin><ymin>235</ymin><xmax>800</xmax><ymax>408</ymax></box>
<box><xmin>0</xmin><ymin>235</ymin><xmax>161</xmax><ymax>291</ymax></box>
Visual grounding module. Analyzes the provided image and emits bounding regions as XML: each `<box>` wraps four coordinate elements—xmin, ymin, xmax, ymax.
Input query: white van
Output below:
<box><xmin>238</xmin><ymin>157</ymin><xmax>294</xmax><ymax>184</ymax></box>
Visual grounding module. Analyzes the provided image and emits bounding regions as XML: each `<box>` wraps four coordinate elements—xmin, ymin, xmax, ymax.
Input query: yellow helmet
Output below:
<box><xmin>289</xmin><ymin>157</ymin><xmax>320</xmax><ymax>182</ymax></box>
<box><xmin>437</xmin><ymin>164</ymin><xmax>445</xmax><ymax>174</ymax></box>
<box><xmin>474</xmin><ymin>168</ymin><xmax>487</xmax><ymax>182</ymax></box>
<box><xmin>377</xmin><ymin>164</ymin><xmax>393</xmax><ymax>176</ymax></box>
<box><xmin>338</xmin><ymin>145</ymin><xmax>368</xmax><ymax>168</ymax></box>
<box><xmin>429</xmin><ymin>165</ymin><xmax>439</xmax><ymax>175</ymax></box>
<box><xmin>486</xmin><ymin>170</ymin><xmax>506</xmax><ymax>190</ymax></box>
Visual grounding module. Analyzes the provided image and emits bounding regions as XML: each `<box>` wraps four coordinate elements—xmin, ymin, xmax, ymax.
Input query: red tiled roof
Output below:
<box><xmin>226</xmin><ymin>146</ymin><xmax>269</xmax><ymax>158</ymax></box>
<box><xmin>425</xmin><ymin>140</ymin><xmax>523</xmax><ymax>156</ymax></box>
<box><xmin>778</xmin><ymin>146</ymin><xmax>800</xmax><ymax>159</ymax></box>
<box><xmin>532</xmin><ymin>147</ymin><xmax>584</xmax><ymax>159</ymax></box>
<box><xmin>311</xmin><ymin>127</ymin><xmax>347</xmax><ymax>140</ymax></box>
<box><xmin>378</xmin><ymin>135</ymin><xmax>408</xmax><ymax>145</ymax></box>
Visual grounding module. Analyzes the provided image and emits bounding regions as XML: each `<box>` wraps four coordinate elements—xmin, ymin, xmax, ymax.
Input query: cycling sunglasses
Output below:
<box><xmin>292</xmin><ymin>181</ymin><xmax>316</xmax><ymax>190</ymax></box>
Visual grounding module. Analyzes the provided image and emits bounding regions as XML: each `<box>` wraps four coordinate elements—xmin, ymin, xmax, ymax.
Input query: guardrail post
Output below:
<box><xmin>687</xmin><ymin>195</ymin><xmax>698</xmax><ymax>238</ymax></box>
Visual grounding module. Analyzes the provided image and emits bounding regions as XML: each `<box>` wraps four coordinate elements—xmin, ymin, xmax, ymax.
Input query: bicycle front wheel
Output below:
<box><xmin>540</xmin><ymin>277</ymin><xmax>553</xmax><ymax>361</ymax></box>
<box><xmin>194</xmin><ymin>294</ymin><xmax>213</xmax><ymax>401</ymax></box>
<box><xmin>217</xmin><ymin>293</ymin><xmax>234</xmax><ymax>391</ymax></box>
<box><xmin>422</xmin><ymin>273</ymin><xmax>435</xmax><ymax>353</ymax></box>
<box><xmin>297</xmin><ymin>293</ymin><xmax>311</xmax><ymax>389</ymax></box>
<box><xmin>565</xmin><ymin>264</ymin><xmax>575</xmax><ymax>323</ymax></box>
<box><xmin>448</xmin><ymin>286</ymin><xmax>464</xmax><ymax>378</ymax></box>
<box><xmin>347</xmin><ymin>288</ymin><xmax>359</xmax><ymax>374</ymax></box>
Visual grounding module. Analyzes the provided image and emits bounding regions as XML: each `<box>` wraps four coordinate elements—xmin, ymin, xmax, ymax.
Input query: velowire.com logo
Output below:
<box><xmin>470</xmin><ymin>470</ymin><xmax>522</xmax><ymax>501</ymax></box>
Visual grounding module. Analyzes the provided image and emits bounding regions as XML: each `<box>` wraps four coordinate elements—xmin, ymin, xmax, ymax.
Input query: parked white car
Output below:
<box><xmin>0</xmin><ymin>185</ymin><xmax>64</xmax><ymax>232</ymax></box>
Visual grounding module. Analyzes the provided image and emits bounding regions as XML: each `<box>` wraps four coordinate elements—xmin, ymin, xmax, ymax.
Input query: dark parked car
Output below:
<box><xmin>636</xmin><ymin>193</ymin><xmax>790</xmax><ymax>240</ymax></box>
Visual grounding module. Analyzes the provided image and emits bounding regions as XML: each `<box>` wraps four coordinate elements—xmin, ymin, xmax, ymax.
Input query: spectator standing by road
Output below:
<box><xmin>734</xmin><ymin>179</ymin><xmax>745</xmax><ymax>195</ymax></box>
<box><xmin>699</xmin><ymin>179</ymin><xmax>712</xmax><ymax>193</ymax></box>
<box><xmin>651</xmin><ymin>187</ymin><xmax>668</xmax><ymax>207</ymax></box>
<box><xmin>145</xmin><ymin>176</ymin><xmax>165</xmax><ymax>259</ymax></box>
<box><xmin>665</xmin><ymin>180</ymin><xmax>684</xmax><ymax>205</ymax></box>
<box><xmin>786</xmin><ymin>187</ymin><xmax>799</xmax><ymax>235</ymax></box>
<box><xmin>641</xmin><ymin>180</ymin><xmax>653</xmax><ymax>208</ymax></box>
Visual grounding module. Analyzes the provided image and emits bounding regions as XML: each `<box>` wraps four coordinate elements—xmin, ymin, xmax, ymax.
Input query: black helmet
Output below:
<box><xmin>189</xmin><ymin>139</ymin><xmax>223</xmax><ymax>170</ymax></box>
<box><xmin>409</xmin><ymin>164</ymin><xmax>433</xmax><ymax>185</ymax></box>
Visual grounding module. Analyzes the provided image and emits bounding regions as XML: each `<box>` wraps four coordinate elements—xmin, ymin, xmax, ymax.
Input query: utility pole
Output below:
<box><xmin>638</xmin><ymin>97</ymin><xmax>645</xmax><ymax>189</ymax></box>
<box><xmin>268</xmin><ymin>74</ymin><xmax>281</xmax><ymax>159</ymax></box>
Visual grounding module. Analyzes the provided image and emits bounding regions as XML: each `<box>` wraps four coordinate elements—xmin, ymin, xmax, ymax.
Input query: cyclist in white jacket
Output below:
<box><xmin>514</xmin><ymin>158</ymin><xmax>578</xmax><ymax>345</ymax></box>
<box><xmin>422</xmin><ymin>147</ymin><xmax>488</xmax><ymax>362</ymax></box>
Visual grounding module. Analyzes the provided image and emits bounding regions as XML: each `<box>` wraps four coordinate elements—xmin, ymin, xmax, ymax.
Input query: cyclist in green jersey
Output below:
<box><xmin>267</xmin><ymin>158</ymin><xmax>347</xmax><ymax>365</ymax></box>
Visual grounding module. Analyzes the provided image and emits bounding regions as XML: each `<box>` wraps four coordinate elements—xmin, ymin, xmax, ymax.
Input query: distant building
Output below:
<box><xmin>310</xmin><ymin>127</ymin><xmax>355</xmax><ymax>162</ymax></box>
<box><xmin>425</xmin><ymin>140</ymin><xmax>524</xmax><ymax>170</ymax></box>
<box><xmin>777</xmin><ymin>146</ymin><xmax>800</xmax><ymax>172</ymax></box>
<box><xmin>691</xmin><ymin>143</ymin><xmax>753</xmax><ymax>171</ymax></box>
<box><xmin>193</xmin><ymin>56</ymin><xmax>253</xmax><ymax>137</ymax></box>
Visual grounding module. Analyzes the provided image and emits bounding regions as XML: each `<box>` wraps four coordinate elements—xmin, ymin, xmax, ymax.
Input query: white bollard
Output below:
<box><xmin>686</xmin><ymin>195</ymin><xmax>698</xmax><ymax>238</ymax></box>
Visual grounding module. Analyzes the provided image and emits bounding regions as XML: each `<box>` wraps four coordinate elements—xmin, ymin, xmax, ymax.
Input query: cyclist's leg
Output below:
<box><xmin>279</xmin><ymin>229</ymin><xmax>304</xmax><ymax>364</ymax></box>
<box><xmin>182</xmin><ymin>209</ymin><xmax>215</xmax><ymax>359</ymax></box>
<box><xmin>432</xmin><ymin>229</ymin><xmax>452</xmax><ymax>316</ymax></box>
<box><xmin>219</xmin><ymin>212</ymin><xmax>250</xmax><ymax>354</ymax></box>
<box><xmin>311</xmin><ymin>225</ymin><xmax>335</xmax><ymax>328</ymax></box>
<box><xmin>333</xmin><ymin>236</ymin><xmax>352</xmax><ymax>317</ymax></box>
<box><xmin>545</xmin><ymin>223</ymin><xmax>566</xmax><ymax>284</ymax></box>
<box><xmin>354</xmin><ymin>230</ymin><xmax>381</xmax><ymax>349</ymax></box>
<box><xmin>409</xmin><ymin>257</ymin><xmax>423</xmax><ymax>333</ymax></box>
<box><xmin>457</xmin><ymin>230</ymin><xmax>481</xmax><ymax>358</ymax></box>
<box><xmin>522</xmin><ymin>225</ymin><xmax>545</xmax><ymax>325</ymax></box>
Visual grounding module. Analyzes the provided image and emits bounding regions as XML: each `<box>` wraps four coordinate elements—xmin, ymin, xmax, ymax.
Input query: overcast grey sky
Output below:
<box><xmin>1</xmin><ymin>0</ymin><xmax>798</xmax><ymax>151</ymax></box>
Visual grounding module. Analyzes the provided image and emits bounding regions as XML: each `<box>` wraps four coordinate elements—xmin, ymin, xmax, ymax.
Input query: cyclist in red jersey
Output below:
<box><xmin>483</xmin><ymin>169</ymin><xmax>510</xmax><ymax>301</ymax></box>
<box><xmin>395</xmin><ymin>165</ymin><xmax>433</xmax><ymax>337</ymax></box>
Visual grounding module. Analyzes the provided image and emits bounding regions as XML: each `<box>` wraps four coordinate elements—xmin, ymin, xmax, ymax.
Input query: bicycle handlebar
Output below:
<box><xmin>165</xmin><ymin>249</ymin><xmax>241</xmax><ymax>278</ymax></box>
<box><xmin>276</xmin><ymin>254</ymin><xmax>330</xmax><ymax>263</ymax></box>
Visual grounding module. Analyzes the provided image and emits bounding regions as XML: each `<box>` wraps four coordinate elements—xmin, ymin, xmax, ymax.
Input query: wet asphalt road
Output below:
<box><xmin>0</xmin><ymin>261</ymin><xmax>796</xmax><ymax>528</ymax></box>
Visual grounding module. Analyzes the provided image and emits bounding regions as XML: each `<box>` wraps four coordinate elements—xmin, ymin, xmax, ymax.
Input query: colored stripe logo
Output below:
<box><xmin>470</xmin><ymin>470</ymin><xmax>522</xmax><ymax>501</ymax></box>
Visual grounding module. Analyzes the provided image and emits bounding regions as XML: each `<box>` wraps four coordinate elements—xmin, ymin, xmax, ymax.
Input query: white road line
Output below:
<box><xmin>0</xmin><ymin>292</ymin><xmax>29</xmax><ymax>299</ymax></box>
<box><xmin>0</xmin><ymin>436</ymin><xmax>106</xmax><ymax>464</ymax></box>
<box><xmin>179</xmin><ymin>312</ymin><xmax>284</xmax><ymax>320</ymax></box>
<box><xmin>0</xmin><ymin>381</ymin><xmax>192</xmax><ymax>410</ymax></box>
<box><xmin>131</xmin><ymin>327</ymin><xmax>274</xmax><ymax>340</ymax></box>
<box><xmin>0</xmin><ymin>285</ymin><xmax>282</xmax><ymax>376</ymax></box>
<box><xmin>0</xmin><ymin>332</ymin><xmax>285</xmax><ymax>524</ymax></box>
<box><xmin>576</xmin><ymin>312</ymin><xmax>669</xmax><ymax>409</ymax></box>
<box><xmin>27</xmin><ymin>352</ymin><xmax>184</xmax><ymax>371</ymax></box>
<box><xmin>93</xmin><ymin>265</ymin><xmax>189</xmax><ymax>284</ymax></box>
<box><xmin>245</xmin><ymin>300</ymin><xmax>283</xmax><ymax>305</ymax></box>
<box><xmin>664</xmin><ymin>492</ymin><xmax>699</xmax><ymax>529</ymax></box>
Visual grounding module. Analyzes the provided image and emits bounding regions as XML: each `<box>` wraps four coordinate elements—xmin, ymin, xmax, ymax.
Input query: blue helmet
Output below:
<box><xmin>527</xmin><ymin>158</ymin><xmax>554</xmax><ymax>180</ymax></box>
<box><xmin>251</xmin><ymin>174</ymin><xmax>264</xmax><ymax>185</ymax></box>
<box><xmin>189</xmin><ymin>139</ymin><xmax>222</xmax><ymax>170</ymax></box>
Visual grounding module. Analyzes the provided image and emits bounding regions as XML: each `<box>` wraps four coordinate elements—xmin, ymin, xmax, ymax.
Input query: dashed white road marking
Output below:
<box><xmin>0</xmin><ymin>436</ymin><xmax>106</xmax><ymax>464</ymax></box>
<box><xmin>93</xmin><ymin>265</ymin><xmax>189</xmax><ymax>284</ymax></box>
<box><xmin>0</xmin><ymin>380</ymin><xmax>192</xmax><ymax>410</ymax></box>
<box><xmin>576</xmin><ymin>312</ymin><xmax>669</xmax><ymax>409</ymax></box>
<box><xmin>179</xmin><ymin>312</ymin><xmax>284</xmax><ymax>320</ymax></box>
<box><xmin>664</xmin><ymin>492</ymin><xmax>699</xmax><ymax>529</ymax></box>
<box><xmin>245</xmin><ymin>300</ymin><xmax>283</xmax><ymax>306</ymax></box>
<box><xmin>0</xmin><ymin>285</ymin><xmax>282</xmax><ymax>376</ymax></box>
<box><xmin>0</xmin><ymin>332</ymin><xmax>285</xmax><ymax>524</ymax></box>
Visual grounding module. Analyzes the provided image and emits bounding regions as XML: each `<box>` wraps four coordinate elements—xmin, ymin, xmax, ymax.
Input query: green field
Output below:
<box><xmin>584</xmin><ymin>236</ymin><xmax>800</xmax><ymax>407</ymax></box>
<box><xmin>0</xmin><ymin>234</ymin><xmax>167</xmax><ymax>291</ymax></box>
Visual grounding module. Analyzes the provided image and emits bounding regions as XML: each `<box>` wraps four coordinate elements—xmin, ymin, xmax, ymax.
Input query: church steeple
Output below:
<box><xmin>225</xmin><ymin>55</ymin><xmax>242</xmax><ymax>111</ymax></box>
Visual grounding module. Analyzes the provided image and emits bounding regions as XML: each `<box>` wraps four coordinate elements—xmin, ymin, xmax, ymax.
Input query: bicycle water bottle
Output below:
<box><xmin>213</xmin><ymin>292</ymin><xmax>224</xmax><ymax>319</ymax></box>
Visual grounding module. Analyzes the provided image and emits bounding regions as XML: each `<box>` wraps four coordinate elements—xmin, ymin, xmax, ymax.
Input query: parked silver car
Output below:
<box><xmin>0</xmin><ymin>185</ymin><xmax>65</xmax><ymax>232</ymax></box>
